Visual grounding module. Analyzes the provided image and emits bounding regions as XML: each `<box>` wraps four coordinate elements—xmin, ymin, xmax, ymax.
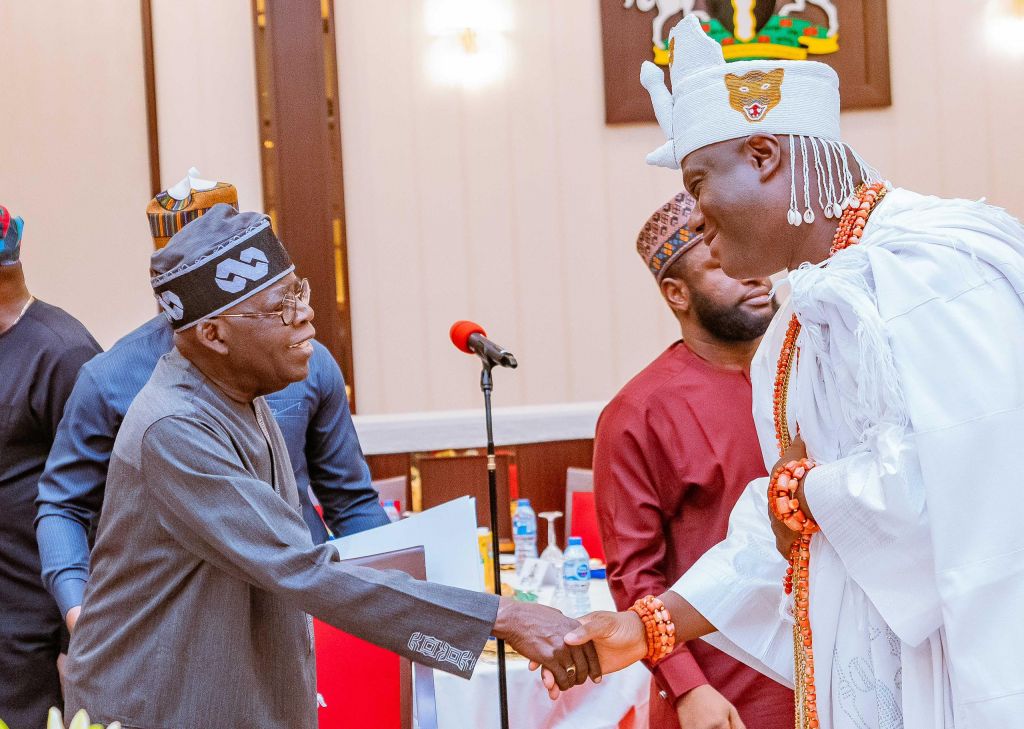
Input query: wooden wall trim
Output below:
<box><xmin>251</xmin><ymin>0</ymin><xmax>358</xmax><ymax>410</ymax></box>
<box><xmin>140</xmin><ymin>0</ymin><xmax>161</xmax><ymax>197</ymax></box>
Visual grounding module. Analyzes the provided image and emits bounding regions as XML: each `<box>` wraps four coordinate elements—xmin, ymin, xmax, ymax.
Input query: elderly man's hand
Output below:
<box><xmin>492</xmin><ymin>597</ymin><xmax>602</xmax><ymax>691</ymax></box>
<box><xmin>530</xmin><ymin>609</ymin><xmax>648</xmax><ymax>699</ymax></box>
<box><xmin>529</xmin><ymin>592</ymin><xmax>716</xmax><ymax>700</ymax></box>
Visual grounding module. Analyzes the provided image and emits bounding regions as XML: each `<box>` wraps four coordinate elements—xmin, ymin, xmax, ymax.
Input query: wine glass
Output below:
<box><xmin>538</xmin><ymin>511</ymin><xmax>564</xmax><ymax>565</ymax></box>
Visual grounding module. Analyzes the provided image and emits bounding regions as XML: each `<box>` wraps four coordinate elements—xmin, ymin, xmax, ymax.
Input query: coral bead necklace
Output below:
<box><xmin>772</xmin><ymin>181</ymin><xmax>888</xmax><ymax>729</ymax></box>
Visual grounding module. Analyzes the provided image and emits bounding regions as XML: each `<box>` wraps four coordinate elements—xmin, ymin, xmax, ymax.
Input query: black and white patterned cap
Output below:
<box><xmin>150</xmin><ymin>204</ymin><xmax>294</xmax><ymax>331</ymax></box>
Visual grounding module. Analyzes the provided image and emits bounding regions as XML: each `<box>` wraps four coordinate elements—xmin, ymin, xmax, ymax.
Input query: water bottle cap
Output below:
<box><xmin>517</xmin><ymin>498</ymin><xmax>531</xmax><ymax>506</ymax></box>
<box><xmin>568</xmin><ymin>536</ymin><xmax>583</xmax><ymax>546</ymax></box>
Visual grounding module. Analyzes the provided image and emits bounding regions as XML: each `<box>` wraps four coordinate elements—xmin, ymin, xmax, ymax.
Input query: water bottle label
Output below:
<box><xmin>563</xmin><ymin>561</ymin><xmax>590</xmax><ymax>581</ymax></box>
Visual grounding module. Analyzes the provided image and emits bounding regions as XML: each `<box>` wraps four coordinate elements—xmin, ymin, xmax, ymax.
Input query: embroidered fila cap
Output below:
<box><xmin>150</xmin><ymin>204</ymin><xmax>294</xmax><ymax>331</ymax></box>
<box><xmin>636</xmin><ymin>191</ymin><xmax>702</xmax><ymax>281</ymax></box>
<box><xmin>642</xmin><ymin>14</ymin><xmax>841</xmax><ymax>169</ymax></box>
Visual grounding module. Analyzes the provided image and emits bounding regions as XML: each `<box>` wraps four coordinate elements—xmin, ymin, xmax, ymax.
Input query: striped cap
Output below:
<box><xmin>147</xmin><ymin>168</ymin><xmax>238</xmax><ymax>249</ymax></box>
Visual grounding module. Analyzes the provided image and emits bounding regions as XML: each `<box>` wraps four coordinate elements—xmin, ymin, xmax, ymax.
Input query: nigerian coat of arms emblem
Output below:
<box><xmin>623</xmin><ymin>0</ymin><xmax>839</xmax><ymax>65</ymax></box>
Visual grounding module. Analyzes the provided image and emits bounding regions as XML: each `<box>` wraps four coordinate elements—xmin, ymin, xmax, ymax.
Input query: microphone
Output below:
<box><xmin>450</xmin><ymin>320</ymin><xmax>518</xmax><ymax>369</ymax></box>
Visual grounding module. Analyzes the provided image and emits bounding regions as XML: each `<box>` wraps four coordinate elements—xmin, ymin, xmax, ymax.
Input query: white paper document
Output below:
<box><xmin>330</xmin><ymin>496</ymin><xmax>484</xmax><ymax>592</ymax></box>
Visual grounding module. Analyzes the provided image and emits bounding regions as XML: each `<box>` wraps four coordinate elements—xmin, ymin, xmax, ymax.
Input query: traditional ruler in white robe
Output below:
<box><xmin>672</xmin><ymin>188</ymin><xmax>1024</xmax><ymax>729</ymax></box>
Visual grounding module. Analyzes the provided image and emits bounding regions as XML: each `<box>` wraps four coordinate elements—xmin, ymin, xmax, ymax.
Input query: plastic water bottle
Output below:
<box><xmin>512</xmin><ymin>498</ymin><xmax>538</xmax><ymax>573</ymax></box>
<box><xmin>382</xmin><ymin>499</ymin><xmax>401</xmax><ymax>522</ymax></box>
<box><xmin>562</xmin><ymin>536</ymin><xmax>591</xmax><ymax>618</ymax></box>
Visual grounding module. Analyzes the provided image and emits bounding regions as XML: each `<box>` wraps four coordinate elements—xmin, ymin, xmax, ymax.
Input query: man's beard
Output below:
<box><xmin>689</xmin><ymin>288</ymin><xmax>776</xmax><ymax>342</ymax></box>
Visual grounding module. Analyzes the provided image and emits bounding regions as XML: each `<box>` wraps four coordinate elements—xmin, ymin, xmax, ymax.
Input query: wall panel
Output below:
<box><xmin>150</xmin><ymin>0</ymin><xmax>263</xmax><ymax>212</ymax></box>
<box><xmin>0</xmin><ymin>1</ymin><xmax>153</xmax><ymax>348</ymax></box>
<box><xmin>335</xmin><ymin>0</ymin><xmax>682</xmax><ymax>414</ymax></box>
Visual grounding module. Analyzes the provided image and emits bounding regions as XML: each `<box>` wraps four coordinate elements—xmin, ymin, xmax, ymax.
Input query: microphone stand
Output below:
<box><xmin>480</xmin><ymin>363</ymin><xmax>510</xmax><ymax>729</ymax></box>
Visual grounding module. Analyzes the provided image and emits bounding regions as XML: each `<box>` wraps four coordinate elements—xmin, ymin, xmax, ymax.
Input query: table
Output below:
<box><xmin>433</xmin><ymin>579</ymin><xmax>651</xmax><ymax>729</ymax></box>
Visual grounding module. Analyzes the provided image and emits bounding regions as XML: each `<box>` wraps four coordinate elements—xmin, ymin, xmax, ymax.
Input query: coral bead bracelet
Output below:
<box><xmin>628</xmin><ymin>595</ymin><xmax>676</xmax><ymax>664</ymax></box>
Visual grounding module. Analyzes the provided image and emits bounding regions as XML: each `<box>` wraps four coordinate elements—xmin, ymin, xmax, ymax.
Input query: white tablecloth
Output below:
<box><xmin>433</xmin><ymin>580</ymin><xmax>651</xmax><ymax>729</ymax></box>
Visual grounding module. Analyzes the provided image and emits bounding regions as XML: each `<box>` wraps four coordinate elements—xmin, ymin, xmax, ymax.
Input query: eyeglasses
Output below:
<box><xmin>217</xmin><ymin>278</ymin><xmax>311</xmax><ymax>326</ymax></box>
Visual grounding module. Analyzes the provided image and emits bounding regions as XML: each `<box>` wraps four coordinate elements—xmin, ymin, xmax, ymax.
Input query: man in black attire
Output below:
<box><xmin>0</xmin><ymin>205</ymin><xmax>100</xmax><ymax>729</ymax></box>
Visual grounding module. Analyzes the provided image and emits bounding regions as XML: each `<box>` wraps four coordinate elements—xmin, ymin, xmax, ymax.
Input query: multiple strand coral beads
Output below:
<box><xmin>772</xmin><ymin>181</ymin><xmax>888</xmax><ymax>729</ymax></box>
<box><xmin>628</xmin><ymin>595</ymin><xmax>676</xmax><ymax>664</ymax></box>
<box><xmin>770</xmin><ymin>458</ymin><xmax>818</xmax><ymax>545</ymax></box>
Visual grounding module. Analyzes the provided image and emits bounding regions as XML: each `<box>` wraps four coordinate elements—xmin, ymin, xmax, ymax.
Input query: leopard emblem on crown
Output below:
<box><xmin>724</xmin><ymin>68</ymin><xmax>785</xmax><ymax>122</ymax></box>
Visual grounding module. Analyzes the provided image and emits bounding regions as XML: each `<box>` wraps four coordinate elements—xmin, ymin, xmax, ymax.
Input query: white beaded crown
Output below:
<box><xmin>643</xmin><ymin>14</ymin><xmax>841</xmax><ymax>169</ymax></box>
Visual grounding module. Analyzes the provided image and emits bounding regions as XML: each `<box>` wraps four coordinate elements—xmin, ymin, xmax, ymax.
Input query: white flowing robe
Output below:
<box><xmin>671</xmin><ymin>188</ymin><xmax>1024</xmax><ymax>728</ymax></box>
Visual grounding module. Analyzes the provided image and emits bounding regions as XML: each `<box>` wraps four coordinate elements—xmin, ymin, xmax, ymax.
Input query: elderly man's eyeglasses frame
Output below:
<box><xmin>216</xmin><ymin>278</ymin><xmax>311</xmax><ymax>326</ymax></box>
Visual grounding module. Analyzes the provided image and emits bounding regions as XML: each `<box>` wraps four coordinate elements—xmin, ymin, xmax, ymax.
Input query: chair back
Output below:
<box><xmin>564</xmin><ymin>468</ymin><xmax>604</xmax><ymax>561</ymax></box>
<box><xmin>373</xmin><ymin>475</ymin><xmax>407</xmax><ymax>512</ymax></box>
<box><xmin>315</xmin><ymin>546</ymin><xmax>433</xmax><ymax>729</ymax></box>
<box><xmin>415</xmin><ymin>452</ymin><xmax>514</xmax><ymax>544</ymax></box>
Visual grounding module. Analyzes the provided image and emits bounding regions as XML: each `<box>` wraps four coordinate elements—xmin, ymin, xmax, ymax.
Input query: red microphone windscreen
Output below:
<box><xmin>450</xmin><ymin>320</ymin><xmax>486</xmax><ymax>354</ymax></box>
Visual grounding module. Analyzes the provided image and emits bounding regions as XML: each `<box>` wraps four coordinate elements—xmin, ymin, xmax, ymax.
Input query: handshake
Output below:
<box><xmin>489</xmin><ymin>596</ymin><xmax>653</xmax><ymax>699</ymax></box>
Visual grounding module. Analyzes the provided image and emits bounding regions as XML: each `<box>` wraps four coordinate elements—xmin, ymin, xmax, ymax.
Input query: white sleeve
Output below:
<box><xmin>871</xmin><ymin>238</ymin><xmax>1024</xmax><ymax>721</ymax></box>
<box><xmin>670</xmin><ymin>477</ymin><xmax>794</xmax><ymax>688</ymax></box>
<box><xmin>801</xmin><ymin>446</ymin><xmax>943</xmax><ymax>647</ymax></box>
<box><xmin>787</xmin><ymin>243</ymin><xmax>943</xmax><ymax>647</ymax></box>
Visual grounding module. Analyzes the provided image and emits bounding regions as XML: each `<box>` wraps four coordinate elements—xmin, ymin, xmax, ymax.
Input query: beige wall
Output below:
<box><xmin>335</xmin><ymin>0</ymin><xmax>686</xmax><ymax>414</ymax></box>
<box><xmin>0</xmin><ymin>0</ymin><xmax>263</xmax><ymax>349</ymax></box>
<box><xmin>151</xmin><ymin>0</ymin><xmax>263</xmax><ymax>212</ymax></box>
<box><xmin>3</xmin><ymin>1</ymin><xmax>1022</xmax><ymax>406</ymax></box>
<box><xmin>335</xmin><ymin>0</ymin><xmax>1024</xmax><ymax>414</ymax></box>
<box><xmin>841</xmin><ymin>0</ymin><xmax>1024</xmax><ymax>209</ymax></box>
<box><xmin>0</xmin><ymin>1</ymin><xmax>153</xmax><ymax>349</ymax></box>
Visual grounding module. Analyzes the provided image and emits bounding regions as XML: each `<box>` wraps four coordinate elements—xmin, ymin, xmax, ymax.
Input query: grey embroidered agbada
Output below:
<box><xmin>64</xmin><ymin>350</ymin><xmax>497</xmax><ymax>728</ymax></box>
<box><xmin>65</xmin><ymin>207</ymin><xmax>498</xmax><ymax>728</ymax></box>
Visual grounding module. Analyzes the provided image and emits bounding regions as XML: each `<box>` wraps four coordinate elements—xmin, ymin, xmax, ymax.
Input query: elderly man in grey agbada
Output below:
<box><xmin>63</xmin><ymin>205</ymin><xmax>600</xmax><ymax>727</ymax></box>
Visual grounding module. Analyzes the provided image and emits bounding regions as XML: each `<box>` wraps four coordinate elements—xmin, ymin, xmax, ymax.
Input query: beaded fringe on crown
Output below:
<box><xmin>787</xmin><ymin>136</ymin><xmax>882</xmax><ymax>227</ymax></box>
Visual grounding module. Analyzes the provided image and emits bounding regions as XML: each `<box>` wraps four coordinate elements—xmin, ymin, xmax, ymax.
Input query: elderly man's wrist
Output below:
<box><xmin>492</xmin><ymin>596</ymin><xmax>519</xmax><ymax>639</ymax></box>
<box><xmin>54</xmin><ymin>576</ymin><xmax>88</xmax><ymax>620</ymax></box>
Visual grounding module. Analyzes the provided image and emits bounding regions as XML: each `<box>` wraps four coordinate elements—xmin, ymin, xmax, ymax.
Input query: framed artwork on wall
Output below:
<box><xmin>601</xmin><ymin>0</ymin><xmax>891</xmax><ymax>124</ymax></box>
